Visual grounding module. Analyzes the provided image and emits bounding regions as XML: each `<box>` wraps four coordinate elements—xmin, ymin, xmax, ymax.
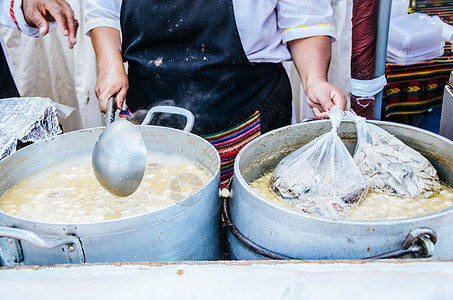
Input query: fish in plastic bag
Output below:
<box><xmin>346</xmin><ymin>110</ymin><xmax>441</xmax><ymax>198</ymax></box>
<box><xmin>269</xmin><ymin>106</ymin><xmax>368</xmax><ymax>219</ymax></box>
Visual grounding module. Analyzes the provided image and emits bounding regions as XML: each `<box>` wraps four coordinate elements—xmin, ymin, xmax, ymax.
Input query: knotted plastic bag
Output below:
<box><xmin>346</xmin><ymin>110</ymin><xmax>441</xmax><ymax>198</ymax></box>
<box><xmin>269</xmin><ymin>106</ymin><xmax>368</xmax><ymax>219</ymax></box>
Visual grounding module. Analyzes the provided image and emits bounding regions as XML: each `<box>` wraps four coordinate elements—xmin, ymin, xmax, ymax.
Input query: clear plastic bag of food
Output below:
<box><xmin>346</xmin><ymin>110</ymin><xmax>441</xmax><ymax>198</ymax></box>
<box><xmin>269</xmin><ymin>106</ymin><xmax>368</xmax><ymax>219</ymax></box>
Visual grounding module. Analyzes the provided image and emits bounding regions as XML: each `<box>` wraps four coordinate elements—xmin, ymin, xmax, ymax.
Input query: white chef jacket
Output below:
<box><xmin>85</xmin><ymin>0</ymin><xmax>337</xmax><ymax>63</ymax></box>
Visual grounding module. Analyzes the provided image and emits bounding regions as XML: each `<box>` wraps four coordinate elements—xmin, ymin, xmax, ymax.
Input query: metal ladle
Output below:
<box><xmin>92</xmin><ymin>97</ymin><xmax>147</xmax><ymax>197</ymax></box>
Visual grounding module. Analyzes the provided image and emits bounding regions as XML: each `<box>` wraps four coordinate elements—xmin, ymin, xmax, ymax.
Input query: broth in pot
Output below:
<box><xmin>0</xmin><ymin>151</ymin><xmax>212</xmax><ymax>223</ymax></box>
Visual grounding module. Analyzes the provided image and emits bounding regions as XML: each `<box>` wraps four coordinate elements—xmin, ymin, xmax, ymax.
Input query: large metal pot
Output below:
<box><xmin>228</xmin><ymin>120</ymin><xmax>453</xmax><ymax>260</ymax></box>
<box><xmin>0</xmin><ymin>124</ymin><xmax>221</xmax><ymax>266</ymax></box>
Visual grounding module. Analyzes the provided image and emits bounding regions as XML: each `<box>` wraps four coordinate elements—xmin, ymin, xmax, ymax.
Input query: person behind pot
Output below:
<box><xmin>85</xmin><ymin>0</ymin><xmax>347</xmax><ymax>187</ymax></box>
<box><xmin>0</xmin><ymin>0</ymin><xmax>78</xmax><ymax>99</ymax></box>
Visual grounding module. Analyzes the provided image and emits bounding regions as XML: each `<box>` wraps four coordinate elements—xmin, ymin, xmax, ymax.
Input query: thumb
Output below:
<box><xmin>330</xmin><ymin>89</ymin><xmax>347</xmax><ymax>111</ymax></box>
<box><xmin>31</xmin><ymin>14</ymin><xmax>50</xmax><ymax>36</ymax></box>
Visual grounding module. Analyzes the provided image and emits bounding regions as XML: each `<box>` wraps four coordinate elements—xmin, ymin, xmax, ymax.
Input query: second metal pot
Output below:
<box><xmin>227</xmin><ymin>120</ymin><xmax>453</xmax><ymax>260</ymax></box>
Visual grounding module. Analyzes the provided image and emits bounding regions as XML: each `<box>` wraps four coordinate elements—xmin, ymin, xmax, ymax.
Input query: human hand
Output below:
<box><xmin>305</xmin><ymin>80</ymin><xmax>347</xmax><ymax>119</ymax></box>
<box><xmin>22</xmin><ymin>0</ymin><xmax>78</xmax><ymax>49</ymax></box>
<box><xmin>95</xmin><ymin>67</ymin><xmax>129</xmax><ymax>113</ymax></box>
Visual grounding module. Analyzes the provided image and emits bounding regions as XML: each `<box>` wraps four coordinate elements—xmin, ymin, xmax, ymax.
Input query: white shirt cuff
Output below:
<box><xmin>281</xmin><ymin>24</ymin><xmax>337</xmax><ymax>43</ymax></box>
<box><xmin>85</xmin><ymin>18</ymin><xmax>121</xmax><ymax>36</ymax></box>
<box><xmin>12</xmin><ymin>0</ymin><xmax>56</xmax><ymax>37</ymax></box>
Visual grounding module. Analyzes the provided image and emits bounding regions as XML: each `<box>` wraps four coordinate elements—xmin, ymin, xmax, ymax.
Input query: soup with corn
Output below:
<box><xmin>0</xmin><ymin>152</ymin><xmax>212</xmax><ymax>223</ymax></box>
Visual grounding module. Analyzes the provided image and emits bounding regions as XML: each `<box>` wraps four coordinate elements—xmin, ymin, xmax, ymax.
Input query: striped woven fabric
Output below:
<box><xmin>203</xmin><ymin>111</ymin><xmax>261</xmax><ymax>188</ymax></box>
<box><xmin>383</xmin><ymin>0</ymin><xmax>453</xmax><ymax>117</ymax></box>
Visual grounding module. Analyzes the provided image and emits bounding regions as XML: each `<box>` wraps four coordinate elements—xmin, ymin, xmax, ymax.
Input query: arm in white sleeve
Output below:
<box><xmin>277</xmin><ymin>0</ymin><xmax>337</xmax><ymax>43</ymax></box>
<box><xmin>0</xmin><ymin>0</ymin><xmax>56</xmax><ymax>37</ymax></box>
<box><xmin>85</xmin><ymin>0</ymin><xmax>122</xmax><ymax>36</ymax></box>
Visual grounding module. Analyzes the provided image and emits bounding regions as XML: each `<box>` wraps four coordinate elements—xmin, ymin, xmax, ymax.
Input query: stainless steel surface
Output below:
<box><xmin>229</xmin><ymin>120</ymin><xmax>453</xmax><ymax>260</ymax></box>
<box><xmin>92</xmin><ymin>97</ymin><xmax>147</xmax><ymax>197</ymax></box>
<box><xmin>0</xmin><ymin>125</ymin><xmax>221</xmax><ymax>266</ymax></box>
<box><xmin>2</xmin><ymin>260</ymin><xmax>453</xmax><ymax>299</ymax></box>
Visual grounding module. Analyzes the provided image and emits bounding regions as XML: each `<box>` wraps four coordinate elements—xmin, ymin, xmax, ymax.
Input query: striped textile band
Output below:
<box><xmin>203</xmin><ymin>111</ymin><xmax>261</xmax><ymax>188</ymax></box>
<box><xmin>384</xmin><ymin>43</ymin><xmax>451</xmax><ymax>117</ymax></box>
<box><xmin>9</xmin><ymin>0</ymin><xmax>21</xmax><ymax>31</ymax></box>
<box><xmin>383</xmin><ymin>0</ymin><xmax>453</xmax><ymax>117</ymax></box>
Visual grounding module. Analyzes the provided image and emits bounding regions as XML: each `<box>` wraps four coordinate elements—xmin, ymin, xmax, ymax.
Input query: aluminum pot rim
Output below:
<box><xmin>233</xmin><ymin>120</ymin><xmax>453</xmax><ymax>226</ymax></box>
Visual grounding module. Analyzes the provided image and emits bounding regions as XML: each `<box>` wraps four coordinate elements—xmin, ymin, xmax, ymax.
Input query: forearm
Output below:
<box><xmin>288</xmin><ymin>36</ymin><xmax>332</xmax><ymax>94</ymax></box>
<box><xmin>91</xmin><ymin>27</ymin><xmax>124</xmax><ymax>74</ymax></box>
<box><xmin>288</xmin><ymin>35</ymin><xmax>346</xmax><ymax>118</ymax></box>
<box><xmin>90</xmin><ymin>26</ymin><xmax>129</xmax><ymax>111</ymax></box>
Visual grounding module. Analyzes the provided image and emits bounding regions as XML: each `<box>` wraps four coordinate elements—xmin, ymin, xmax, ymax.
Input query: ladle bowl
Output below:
<box><xmin>92</xmin><ymin>97</ymin><xmax>147</xmax><ymax>197</ymax></box>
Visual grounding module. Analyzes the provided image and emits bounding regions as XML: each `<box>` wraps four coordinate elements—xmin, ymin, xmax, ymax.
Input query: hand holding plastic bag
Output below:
<box><xmin>270</xmin><ymin>106</ymin><xmax>368</xmax><ymax>219</ymax></box>
<box><xmin>346</xmin><ymin>110</ymin><xmax>440</xmax><ymax>198</ymax></box>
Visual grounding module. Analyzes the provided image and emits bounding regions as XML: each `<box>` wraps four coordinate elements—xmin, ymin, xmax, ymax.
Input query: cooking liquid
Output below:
<box><xmin>250</xmin><ymin>171</ymin><xmax>453</xmax><ymax>220</ymax></box>
<box><xmin>0</xmin><ymin>152</ymin><xmax>212</xmax><ymax>223</ymax></box>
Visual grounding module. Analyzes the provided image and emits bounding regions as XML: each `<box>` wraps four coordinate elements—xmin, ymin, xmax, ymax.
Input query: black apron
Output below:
<box><xmin>0</xmin><ymin>44</ymin><xmax>19</xmax><ymax>98</ymax></box>
<box><xmin>120</xmin><ymin>0</ymin><xmax>292</xmax><ymax>136</ymax></box>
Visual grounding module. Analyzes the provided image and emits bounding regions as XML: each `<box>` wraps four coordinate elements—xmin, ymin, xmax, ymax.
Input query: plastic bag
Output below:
<box><xmin>346</xmin><ymin>110</ymin><xmax>441</xmax><ymax>198</ymax></box>
<box><xmin>269</xmin><ymin>106</ymin><xmax>368</xmax><ymax>219</ymax></box>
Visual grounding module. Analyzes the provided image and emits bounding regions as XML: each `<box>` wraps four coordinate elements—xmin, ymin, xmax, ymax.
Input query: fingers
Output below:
<box><xmin>306</xmin><ymin>81</ymin><xmax>347</xmax><ymax>119</ymax></box>
<box><xmin>95</xmin><ymin>67</ymin><xmax>129</xmax><ymax>113</ymax></box>
<box><xmin>96</xmin><ymin>85</ymin><xmax>127</xmax><ymax>113</ymax></box>
<box><xmin>67</xmin><ymin>18</ymin><xmax>78</xmax><ymax>48</ymax></box>
<box><xmin>35</xmin><ymin>14</ymin><xmax>49</xmax><ymax>36</ymax></box>
<box><xmin>116</xmin><ymin>87</ymin><xmax>128</xmax><ymax>109</ymax></box>
<box><xmin>22</xmin><ymin>0</ymin><xmax>78</xmax><ymax>49</ymax></box>
<box><xmin>312</xmin><ymin>107</ymin><xmax>329</xmax><ymax>120</ymax></box>
<box><xmin>95</xmin><ymin>87</ymin><xmax>111</xmax><ymax>113</ymax></box>
<box><xmin>330</xmin><ymin>89</ymin><xmax>347</xmax><ymax>111</ymax></box>
<box><xmin>22</xmin><ymin>1</ymin><xmax>49</xmax><ymax>34</ymax></box>
<box><xmin>45</xmin><ymin>0</ymin><xmax>78</xmax><ymax>48</ymax></box>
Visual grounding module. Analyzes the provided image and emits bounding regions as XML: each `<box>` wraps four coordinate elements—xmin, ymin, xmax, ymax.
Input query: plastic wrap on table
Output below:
<box><xmin>269</xmin><ymin>107</ymin><xmax>368</xmax><ymax>220</ymax></box>
<box><xmin>347</xmin><ymin>110</ymin><xmax>441</xmax><ymax>198</ymax></box>
<box><xmin>0</xmin><ymin>97</ymin><xmax>61</xmax><ymax>160</ymax></box>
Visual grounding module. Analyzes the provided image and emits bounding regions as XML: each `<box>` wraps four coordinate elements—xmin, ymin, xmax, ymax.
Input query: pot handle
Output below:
<box><xmin>364</xmin><ymin>227</ymin><xmax>437</xmax><ymax>259</ymax></box>
<box><xmin>141</xmin><ymin>106</ymin><xmax>195</xmax><ymax>132</ymax></box>
<box><xmin>0</xmin><ymin>226</ymin><xmax>85</xmax><ymax>266</ymax></box>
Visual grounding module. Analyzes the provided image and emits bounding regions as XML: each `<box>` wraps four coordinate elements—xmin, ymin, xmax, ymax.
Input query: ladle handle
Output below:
<box><xmin>141</xmin><ymin>106</ymin><xmax>195</xmax><ymax>132</ymax></box>
<box><xmin>105</xmin><ymin>96</ymin><xmax>116</xmax><ymax>127</ymax></box>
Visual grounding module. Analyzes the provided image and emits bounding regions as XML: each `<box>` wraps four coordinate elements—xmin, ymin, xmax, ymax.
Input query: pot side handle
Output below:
<box><xmin>0</xmin><ymin>226</ymin><xmax>85</xmax><ymax>266</ymax></box>
<box><xmin>141</xmin><ymin>106</ymin><xmax>195</xmax><ymax>132</ymax></box>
